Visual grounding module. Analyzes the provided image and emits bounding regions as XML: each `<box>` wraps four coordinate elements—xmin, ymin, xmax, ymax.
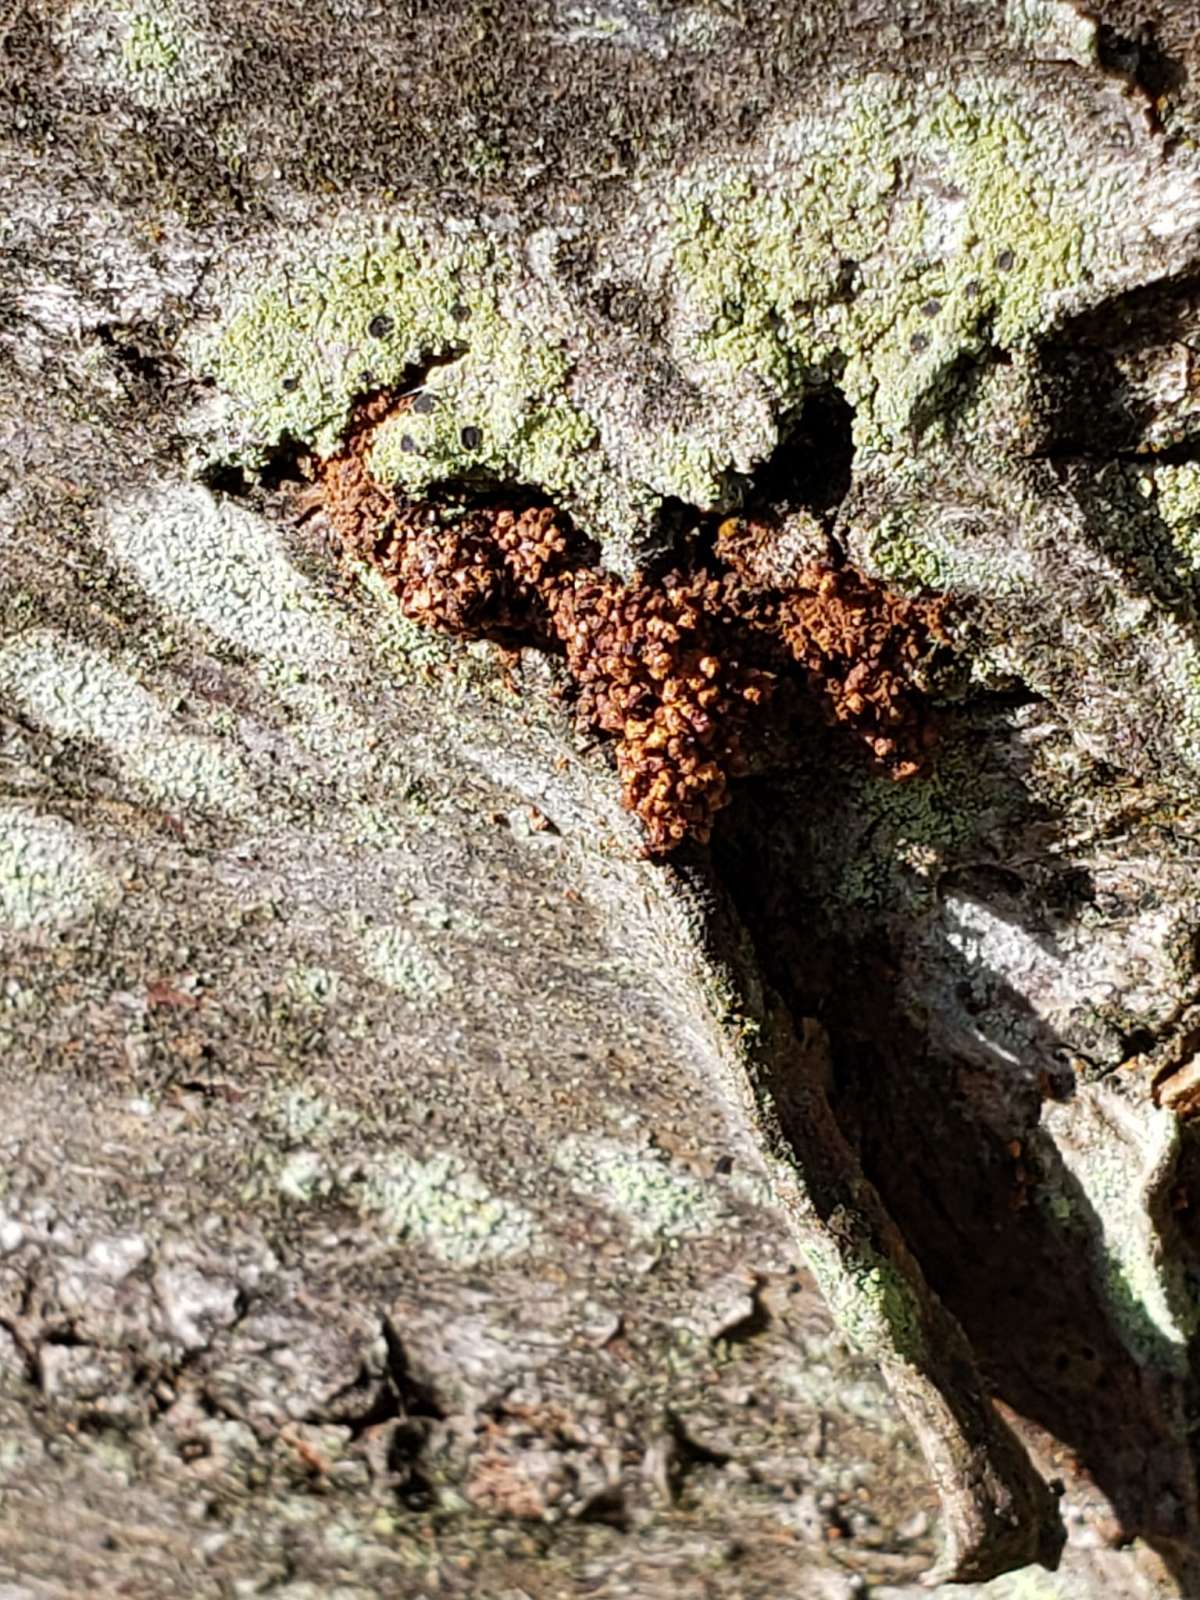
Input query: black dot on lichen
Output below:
<box><xmin>995</xmin><ymin>248</ymin><xmax>1015</xmax><ymax>272</ymax></box>
<box><xmin>399</xmin><ymin>434</ymin><xmax>416</xmax><ymax>453</ymax></box>
<box><xmin>281</xmin><ymin>375</ymin><xmax>299</xmax><ymax>392</ymax></box>
<box><xmin>367</xmin><ymin>313</ymin><xmax>394</xmax><ymax>339</ymax></box>
<box><xmin>909</xmin><ymin>332</ymin><xmax>929</xmax><ymax>353</ymax></box>
<box><xmin>460</xmin><ymin>425</ymin><xmax>482</xmax><ymax>450</ymax></box>
<box><xmin>412</xmin><ymin>393</ymin><xmax>436</xmax><ymax>415</ymax></box>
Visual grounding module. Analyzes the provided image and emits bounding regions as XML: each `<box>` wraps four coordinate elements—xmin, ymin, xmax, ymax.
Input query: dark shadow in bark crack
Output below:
<box><xmin>709</xmin><ymin>696</ymin><xmax>1200</xmax><ymax>1589</ymax></box>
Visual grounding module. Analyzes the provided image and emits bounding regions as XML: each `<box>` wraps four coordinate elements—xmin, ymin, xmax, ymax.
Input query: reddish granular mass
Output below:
<box><xmin>319</xmin><ymin>404</ymin><xmax>946</xmax><ymax>856</ymax></box>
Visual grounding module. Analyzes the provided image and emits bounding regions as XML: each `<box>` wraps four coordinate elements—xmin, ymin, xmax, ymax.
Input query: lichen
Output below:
<box><xmin>272</xmin><ymin>1086</ymin><xmax>349</xmax><ymax>1145</ymax></box>
<box><xmin>809</xmin><ymin>736</ymin><xmax>981</xmax><ymax>911</ymax></box>
<box><xmin>1004</xmin><ymin>0</ymin><xmax>1098</xmax><ymax>67</ymax></box>
<box><xmin>358</xmin><ymin>1152</ymin><xmax>537</xmax><ymax>1265</ymax></box>
<box><xmin>358</xmin><ymin>924</ymin><xmax>452</xmax><ymax>1006</ymax></box>
<box><xmin>554</xmin><ymin>1136</ymin><xmax>721</xmax><ymax>1241</ymax></box>
<box><xmin>195</xmin><ymin>75</ymin><xmax>1168</xmax><ymax>581</ymax></box>
<box><xmin>861</xmin><ymin>502</ymin><xmax>1037</xmax><ymax>597</ymax></box>
<box><xmin>108</xmin><ymin>485</ymin><xmax>343</xmax><ymax>667</ymax></box>
<box><xmin>0</xmin><ymin>808</ymin><xmax>118</xmax><ymax>933</ymax></box>
<box><xmin>799</xmin><ymin>1227</ymin><xmax>927</xmax><ymax>1362</ymax></box>
<box><xmin>1039</xmin><ymin>1090</ymin><xmax>1198</xmax><ymax>1375</ymax></box>
<box><xmin>665</xmin><ymin>79</ymin><xmax>1092</xmax><ymax>461</ymax></box>
<box><xmin>1150</xmin><ymin>461</ymin><xmax>1200</xmax><ymax>578</ymax></box>
<box><xmin>0</xmin><ymin>629</ymin><xmax>255</xmax><ymax>817</ymax></box>
<box><xmin>196</xmin><ymin>232</ymin><xmax>485</xmax><ymax>458</ymax></box>
<box><xmin>365</xmin><ymin>311</ymin><xmax>597</xmax><ymax>508</ymax></box>
<box><xmin>0</xmin><ymin>629</ymin><xmax>165</xmax><ymax>746</ymax></box>
<box><xmin>62</xmin><ymin>0</ymin><xmax>227</xmax><ymax>110</ymax></box>
<box><xmin>122</xmin><ymin>9</ymin><xmax>183</xmax><ymax>75</ymax></box>
<box><xmin>284</xmin><ymin>966</ymin><xmax>340</xmax><ymax>1009</ymax></box>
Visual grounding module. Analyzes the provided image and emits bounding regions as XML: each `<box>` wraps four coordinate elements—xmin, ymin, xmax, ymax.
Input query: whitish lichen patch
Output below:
<box><xmin>0</xmin><ymin>629</ymin><xmax>254</xmax><ymax>817</ymax></box>
<box><xmin>108</xmin><ymin>484</ymin><xmax>344</xmax><ymax>668</ymax></box>
<box><xmin>555</xmin><ymin>1136</ymin><xmax>721</xmax><ymax>1240</ymax></box>
<box><xmin>358</xmin><ymin>924</ymin><xmax>452</xmax><ymax>1006</ymax></box>
<box><xmin>358</xmin><ymin>1152</ymin><xmax>537</xmax><ymax>1265</ymax></box>
<box><xmin>0</xmin><ymin>629</ymin><xmax>163</xmax><ymax>746</ymax></box>
<box><xmin>0</xmin><ymin>808</ymin><xmax>117</xmax><ymax>932</ymax></box>
<box><xmin>276</xmin><ymin>1150</ymin><xmax>330</xmax><ymax>1203</ymax></box>
<box><xmin>124</xmin><ymin>734</ymin><xmax>254</xmax><ymax>814</ymax></box>
<box><xmin>271</xmin><ymin>1086</ymin><xmax>349</xmax><ymax>1146</ymax></box>
<box><xmin>61</xmin><ymin>0</ymin><xmax>228</xmax><ymax>110</ymax></box>
<box><xmin>1003</xmin><ymin>0</ymin><xmax>1097</xmax><ymax>66</ymax></box>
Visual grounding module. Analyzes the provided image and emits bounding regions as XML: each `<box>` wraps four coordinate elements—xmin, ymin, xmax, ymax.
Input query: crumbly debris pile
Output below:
<box><xmin>317</xmin><ymin>396</ymin><xmax>945</xmax><ymax>855</ymax></box>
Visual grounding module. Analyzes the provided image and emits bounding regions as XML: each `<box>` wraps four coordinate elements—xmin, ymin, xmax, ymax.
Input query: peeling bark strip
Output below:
<box><xmin>638</xmin><ymin>862</ymin><xmax>1066</xmax><ymax>1584</ymax></box>
<box><xmin>316</xmin><ymin>396</ymin><xmax>947</xmax><ymax>855</ymax></box>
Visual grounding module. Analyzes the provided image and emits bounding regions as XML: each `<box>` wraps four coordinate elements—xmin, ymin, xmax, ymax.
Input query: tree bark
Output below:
<box><xmin>3</xmin><ymin>2</ymin><xmax>1200</xmax><ymax>1594</ymax></box>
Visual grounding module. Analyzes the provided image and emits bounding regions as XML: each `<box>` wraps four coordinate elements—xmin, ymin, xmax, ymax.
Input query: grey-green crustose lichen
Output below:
<box><xmin>192</xmin><ymin>227</ymin><xmax>613</xmax><ymax>535</ymax></box>
<box><xmin>798</xmin><ymin>1222</ymin><xmax>927</xmax><ymax>1363</ymax></box>
<box><xmin>62</xmin><ymin>0</ymin><xmax>228</xmax><ymax>111</ymax></box>
<box><xmin>1039</xmin><ymin>1091</ymin><xmax>1200</xmax><ymax>1376</ymax></box>
<box><xmin>1149</xmin><ymin>461</ymin><xmax>1200</xmax><ymax>580</ymax></box>
<box><xmin>663</xmin><ymin>81</ymin><xmax>1088</xmax><ymax>461</ymax></box>
<box><xmin>192</xmin><ymin>73</ymin><xmax>1165</xmax><ymax>568</ymax></box>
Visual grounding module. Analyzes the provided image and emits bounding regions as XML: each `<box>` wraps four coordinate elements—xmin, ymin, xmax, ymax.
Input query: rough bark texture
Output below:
<box><xmin>4</xmin><ymin>1</ymin><xmax>1200</xmax><ymax>1595</ymax></box>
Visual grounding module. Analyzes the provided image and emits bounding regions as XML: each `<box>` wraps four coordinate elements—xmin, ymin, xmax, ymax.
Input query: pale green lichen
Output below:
<box><xmin>358</xmin><ymin>1152</ymin><xmax>537</xmax><ymax>1265</ymax></box>
<box><xmin>122</xmin><ymin>9</ymin><xmax>183</xmax><ymax>74</ymax></box>
<box><xmin>861</xmin><ymin>501</ymin><xmax>1037</xmax><ymax>597</ymax></box>
<box><xmin>799</xmin><ymin>1226</ymin><xmax>927</xmax><ymax>1362</ymax></box>
<box><xmin>0</xmin><ymin>808</ymin><xmax>118</xmax><ymax>933</ymax></box>
<box><xmin>63</xmin><ymin>0</ymin><xmax>227</xmax><ymax>110</ymax></box>
<box><xmin>0</xmin><ymin>629</ymin><xmax>255</xmax><ymax>817</ymax></box>
<box><xmin>196</xmin><ymin>227</ymin><xmax>622</xmax><ymax>535</ymax></box>
<box><xmin>1151</xmin><ymin>461</ymin><xmax>1200</xmax><ymax>576</ymax></box>
<box><xmin>127</xmin><ymin>734</ymin><xmax>254</xmax><ymax>814</ymax></box>
<box><xmin>197</xmin><ymin>232</ymin><xmax>491</xmax><ymax>459</ymax></box>
<box><xmin>555</xmin><ymin>1136</ymin><xmax>721</xmax><ymax>1240</ymax></box>
<box><xmin>194</xmin><ymin>77</ymin><xmax>1150</xmax><ymax>570</ymax></box>
<box><xmin>1040</xmin><ymin>1090</ymin><xmax>1198</xmax><ymax>1374</ymax></box>
<box><xmin>366</xmin><ymin>288</ymin><xmax>597</xmax><ymax>502</ymax></box>
<box><xmin>358</xmin><ymin>924</ymin><xmax>452</xmax><ymax>1006</ymax></box>
<box><xmin>666</xmin><ymin>80</ymin><xmax>1091</xmax><ymax>461</ymax></box>
<box><xmin>109</xmin><ymin>485</ymin><xmax>343</xmax><ymax>667</ymax></box>
<box><xmin>0</xmin><ymin>629</ymin><xmax>164</xmax><ymax>747</ymax></box>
